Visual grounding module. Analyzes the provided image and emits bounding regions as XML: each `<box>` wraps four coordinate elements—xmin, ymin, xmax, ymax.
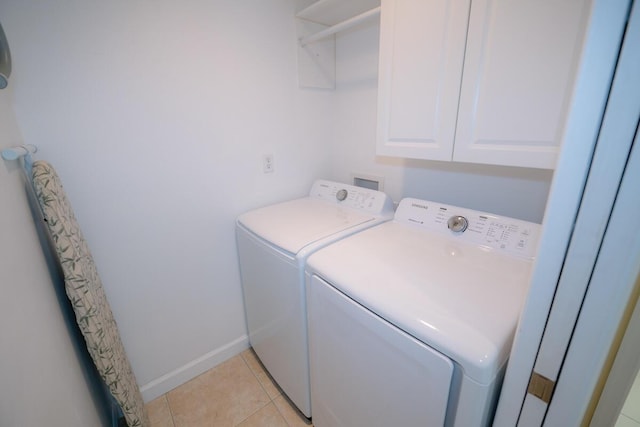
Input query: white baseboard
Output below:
<box><xmin>139</xmin><ymin>335</ymin><xmax>249</xmax><ymax>402</ymax></box>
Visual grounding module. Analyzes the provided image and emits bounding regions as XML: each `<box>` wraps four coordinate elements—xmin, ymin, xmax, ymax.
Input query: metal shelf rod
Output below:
<box><xmin>299</xmin><ymin>6</ymin><xmax>381</xmax><ymax>47</ymax></box>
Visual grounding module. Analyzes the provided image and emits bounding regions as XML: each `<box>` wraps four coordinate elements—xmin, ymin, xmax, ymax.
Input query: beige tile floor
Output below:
<box><xmin>145</xmin><ymin>349</ymin><xmax>313</xmax><ymax>427</ymax></box>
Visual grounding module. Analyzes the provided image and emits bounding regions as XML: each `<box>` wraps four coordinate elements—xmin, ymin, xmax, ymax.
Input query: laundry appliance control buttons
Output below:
<box><xmin>447</xmin><ymin>215</ymin><xmax>469</xmax><ymax>233</ymax></box>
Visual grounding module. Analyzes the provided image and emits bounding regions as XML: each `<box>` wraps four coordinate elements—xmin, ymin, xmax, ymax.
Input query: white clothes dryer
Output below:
<box><xmin>305</xmin><ymin>198</ymin><xmax>540</xmax><ymax>427</ymax></box>
<box><xmin>236</xmin><ymin>180</ymin><xmax>394</xmax><ymax>417</ymax></box>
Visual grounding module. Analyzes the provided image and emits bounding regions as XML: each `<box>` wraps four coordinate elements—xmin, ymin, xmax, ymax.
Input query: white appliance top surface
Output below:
<box><xmin>237</xmin><ymin>180</ymin><xmax>394</xmax><ymax>255</ymax></box>
<box><xmin>306</xmin><ymin>198</ymin><xmax>541</xmax><ymax>384</ymax></box>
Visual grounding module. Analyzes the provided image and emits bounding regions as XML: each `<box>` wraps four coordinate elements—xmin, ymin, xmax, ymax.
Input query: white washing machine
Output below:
<box><xmin>236</xmin><ymin>180</ymin><xmax>394</xmax><ymax>418</ymax></box>
<box><xmin>305</xmin><ymin>198</ymin><xmax>541</xmax><ymax>427</ymax></box>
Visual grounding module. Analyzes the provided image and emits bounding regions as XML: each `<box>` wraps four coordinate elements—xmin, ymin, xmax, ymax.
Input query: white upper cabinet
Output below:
<box><xmin>376</xmin><ymin>0</ymin><xmax>471</xmax><ymax>161</ymax></box>
<box><xmin>377</xmin><ymin>0</ymin><xmax>590</xmax><ymax>169</ymax></box>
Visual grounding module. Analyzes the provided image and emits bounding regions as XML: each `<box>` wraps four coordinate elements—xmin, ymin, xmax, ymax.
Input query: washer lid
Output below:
<box><xmin>238</xmin><ymin>198</ymin><xmax>381</xmax><ymax>255</ymax></box>
<box><xmin>237</xmin><ymin>180</ymin><xmax>394</xmax><ymax>255</ymax></box>
<box><xmin>306</xmin><ymin>219</ymin><xmax>536</xmax><ymax>384</ymax></box>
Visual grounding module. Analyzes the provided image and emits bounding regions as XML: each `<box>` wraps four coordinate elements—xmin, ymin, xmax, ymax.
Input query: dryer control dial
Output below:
<box><xmin>447</xmin><ymin>215</ymin><xmax>468</xmax><ymax>233</ymax></box>
<box><xmin>336</xmin><ymin>189</ymin><xmax>348</xmax><ymax>201</ymax></box>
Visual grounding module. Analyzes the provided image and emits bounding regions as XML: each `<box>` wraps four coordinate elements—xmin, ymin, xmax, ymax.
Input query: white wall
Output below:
<box><xmin>329</xmin><ymin>21</ymin><xmax>553</xmax><ymax>223</ymax></box>
<box><xmin>0</xmin><ymin>86</ymin><xmax>103</xmax><ymax>425</ymax></box>
<box><xmin>0</xmin><ymin>0</ymin><xmax>333</xmax><ymax>400</ymax></box>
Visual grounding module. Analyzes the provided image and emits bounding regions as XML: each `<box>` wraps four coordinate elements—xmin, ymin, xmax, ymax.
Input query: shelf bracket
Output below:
<box><xmin>295</xmin><ymin>6</ymin><xmax>381</xmax><ymax>89</ymax></box>
<box><xmin>297</xmin><ymin>19</ymin><xmax>336</xmax><ymax>89</ymax></box>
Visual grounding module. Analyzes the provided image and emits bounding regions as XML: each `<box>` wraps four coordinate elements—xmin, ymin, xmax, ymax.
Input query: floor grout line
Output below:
<box><xmin>233</xmin><ymin>351</ymin><xmax>280</xmax><ymax>427</ymax></box>
<box><xmin>164</xmin><ymin>394</ymin><xmax>176</xmax><ymax>427</ymax></box>
<box><xmin>232</xmin><ymin>400</ymin><xmax>273</xmax><ymax>427</ymax></box>
<box><xmin>618</xmin><ymin>414</ymin><xmax>640</xmax><ymax>427</ymax></box>
<box><xmin>240</xmin><ymin>349</ymin><xmax>306</xmax><ymax>427</ymax></box>
<box><xmin>240</xmin><ymin>350</ymin><xmax>272</xmax><ymax>400</ymax></box>
<box><xmin>623</xmin><ymin>413</ymin><xmax>640</xmax><ymax>424</ymax></box>
<box><xmin>272</xmin><ymin>398</ymin><xmax>292</xmax><ymax>427</ymax></box>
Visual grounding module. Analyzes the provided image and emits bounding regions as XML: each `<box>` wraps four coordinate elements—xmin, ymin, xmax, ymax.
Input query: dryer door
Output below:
<box><xmin>308</xmin><ymin>275</ymin><xmax>454</xmax><ymax>427</ymax></box>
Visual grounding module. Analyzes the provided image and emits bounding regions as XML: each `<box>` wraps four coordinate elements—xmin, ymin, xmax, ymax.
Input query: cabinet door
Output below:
<box><xmin>376</xmin><ymin>0</ymin><xmax>470</xmax><ymax>161</ymax></box>
<box><xmin>453</xmin><ymin>0</ymin><xmax>590</xmax><ymax>169</ymax></box>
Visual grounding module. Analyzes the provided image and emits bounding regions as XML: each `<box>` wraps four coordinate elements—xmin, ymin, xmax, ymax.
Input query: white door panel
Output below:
<box><xmin>545</xmin><ymin>115</ymin><xmax>640</xmax><ymax>426</ymax></box>
<box><xmin>531</xmin><ymin>0</ymin><xmax>640</xmax><ymax>386</ymax></box>
<box><xmin>493</xmin><ymin>0</ymin><xmax>633</xmax><ymax>425</ymax></box>
<box><xmin>501</xmin><ymin>0</ymin><xmax>639</xmax><ymax>425</ymax></box>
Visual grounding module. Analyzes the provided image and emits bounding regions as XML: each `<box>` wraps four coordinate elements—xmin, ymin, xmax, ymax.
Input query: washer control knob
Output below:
<box><xmin>447</xmin><ymin>215</ymin><xmax>468</xmax><ymax>233</ymax></box>
<box><xmin>336</xmin><ymin>189</ymin><xmax>348</xmax><ymax>201</ymax></box>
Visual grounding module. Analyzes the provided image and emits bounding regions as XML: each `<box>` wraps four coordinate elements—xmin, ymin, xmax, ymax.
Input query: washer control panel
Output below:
<box><xmin>395</xmin><ymin>198</ymin><xmax>541</xmax><ymax>259</ymax></box>
<box><xmin>309</xmin><ymin>180</ymin><xmax>395</xmax><ymax>215</ymax></box>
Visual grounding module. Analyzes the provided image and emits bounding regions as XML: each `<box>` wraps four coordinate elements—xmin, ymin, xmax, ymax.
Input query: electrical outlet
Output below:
<box><xmin>263</xmin><ymin>154</ymin><xmax>274</xmax><ymax>173</ymax></box>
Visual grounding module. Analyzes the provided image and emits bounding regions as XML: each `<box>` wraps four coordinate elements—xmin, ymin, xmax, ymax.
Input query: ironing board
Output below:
<box><xmin>32</xmin><ymin>160</ymin><xmax>149</xmax><ymax>427</ymax></box>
